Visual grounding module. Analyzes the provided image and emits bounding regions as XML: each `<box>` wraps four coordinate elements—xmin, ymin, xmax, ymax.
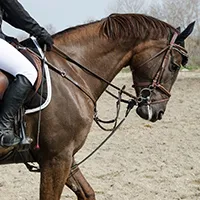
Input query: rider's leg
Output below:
<box><xmin>0</xmin><ymin>38</ymin><xmax>37</xmax><ymax>147</ymax></box>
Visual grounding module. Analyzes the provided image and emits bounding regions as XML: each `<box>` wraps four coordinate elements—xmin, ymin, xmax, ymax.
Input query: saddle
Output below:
<box><xmin>0</xmin><ymin>38</ymin><xmax>47</xmax><ymax>107</ymax></box>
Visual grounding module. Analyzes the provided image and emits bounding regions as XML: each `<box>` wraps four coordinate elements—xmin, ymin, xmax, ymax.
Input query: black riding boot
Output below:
<box><xmin>0</xmin><ymin>74</ymin><xmax>33</xmax><ymax>147</ymax></box>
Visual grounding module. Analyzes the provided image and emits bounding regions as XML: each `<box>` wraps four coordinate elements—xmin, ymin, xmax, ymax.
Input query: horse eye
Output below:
<box><xmin>169</xmin><ymin>62</ymin><xmax>180</xmax><ymax>71</ymax></box>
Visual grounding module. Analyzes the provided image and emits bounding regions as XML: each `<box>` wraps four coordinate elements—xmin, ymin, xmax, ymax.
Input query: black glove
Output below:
<box><xmin>36</xmin><ymin>29</ymin><xmax>54</xmax><ymax>51</ymax></box>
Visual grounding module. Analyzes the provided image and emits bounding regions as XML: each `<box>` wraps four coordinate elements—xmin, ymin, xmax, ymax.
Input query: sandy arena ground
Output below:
<box><xmin>0</xmin><ymin>71</ymin><xmax>200</xmax><ymax>200</ymax></box>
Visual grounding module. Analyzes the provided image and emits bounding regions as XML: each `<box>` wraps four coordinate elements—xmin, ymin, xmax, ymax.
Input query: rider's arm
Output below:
<box><xmin>1</xmin><ymin>0</ymin><xmax>45</xmax><ymax>37</ymax></box>
<box><xmin>1</xmin><ymin>0</ymin><xmax>53</xmax><ymax>50</ymax></box>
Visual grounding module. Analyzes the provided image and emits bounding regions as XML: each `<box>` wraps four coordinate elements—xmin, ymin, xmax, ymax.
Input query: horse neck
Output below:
<box><xmin>52</xmin><ymin>25</ymin><xmax>133</xmax><ymax>101</ymax></box>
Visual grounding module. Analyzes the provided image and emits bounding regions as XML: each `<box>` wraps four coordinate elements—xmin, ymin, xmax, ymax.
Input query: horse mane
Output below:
<box><xmin>53</xmin><ymin>13</ymin><xmax>178</xmax><ymax>41</ymax></box>
<box><xmin>99</xmin><ymin>13</ymin><xmax>178</xmax><ymax>40</ymax></box>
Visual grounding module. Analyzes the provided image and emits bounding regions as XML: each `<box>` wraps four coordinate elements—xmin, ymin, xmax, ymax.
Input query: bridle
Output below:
<box><xmin>132</xmin><ymin>32</ymin><xmax>189</xmax><ymax>105</ymax></box>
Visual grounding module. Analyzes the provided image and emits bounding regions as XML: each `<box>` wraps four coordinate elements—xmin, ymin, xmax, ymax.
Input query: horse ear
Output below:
<box><xmin>176</xmin><ymin>21</ymin><xmax>195</xmax><ymax>43</ymax></box>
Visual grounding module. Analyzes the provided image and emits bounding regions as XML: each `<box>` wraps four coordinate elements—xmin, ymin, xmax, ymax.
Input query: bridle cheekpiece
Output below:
<box><xmin>133</xmin><ymin>32</ymin><xmax>188</xmax><ymax>105</ymax></box>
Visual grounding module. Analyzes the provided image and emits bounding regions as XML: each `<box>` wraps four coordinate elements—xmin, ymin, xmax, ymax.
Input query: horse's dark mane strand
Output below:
<box><xmin>99</xmin><ymin>13</ymin><xmax>178</xmax><ymax>40</ymax></box>
<box><xmin>52</xmin><ymin>13</ymin><xmax>178</xmax><ymax>40</ymax></box>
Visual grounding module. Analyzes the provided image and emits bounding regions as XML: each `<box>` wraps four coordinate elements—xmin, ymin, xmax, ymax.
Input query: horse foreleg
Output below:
<box><xmin>66</xmin><ymin>165</ymin><xmax>96</xmax><ymax>200</ymax></box>
<box><xmin>40</xmin><ymin>155</ymin><xmax>72</xmax><ymax>200</ymax></box>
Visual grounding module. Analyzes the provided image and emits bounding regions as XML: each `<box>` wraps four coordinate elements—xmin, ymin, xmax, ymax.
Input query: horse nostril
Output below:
<box><xmin>158</xmin><ymin>111</ymin><xmax>164</xmax><ymax>120</ymax></box>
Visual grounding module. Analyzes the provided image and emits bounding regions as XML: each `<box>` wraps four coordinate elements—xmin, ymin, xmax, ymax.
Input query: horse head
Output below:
<box><xmin>130</xmin><ymin>22</ymin><xmax>195</xmax><ymax>122</ymax></box>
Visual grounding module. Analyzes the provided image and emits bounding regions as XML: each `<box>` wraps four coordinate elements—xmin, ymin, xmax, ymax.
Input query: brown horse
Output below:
<box><xmin>0</xmin><ymin>13</ymin><xmax>195</xmax><ymax>199</ymax></box>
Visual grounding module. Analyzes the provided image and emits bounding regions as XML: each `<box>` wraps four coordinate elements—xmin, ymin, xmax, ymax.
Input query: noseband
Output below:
<box><xmin>133</xmin><ymin>32</ymin><xmax>188</xmax><ymax>105</ymax></box>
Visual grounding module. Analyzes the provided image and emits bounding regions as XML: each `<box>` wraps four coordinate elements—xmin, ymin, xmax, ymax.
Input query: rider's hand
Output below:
<box><xmin>36</xmin><ymin>29</ymin><xmax>54</xmax><ymax>51</ymax></box>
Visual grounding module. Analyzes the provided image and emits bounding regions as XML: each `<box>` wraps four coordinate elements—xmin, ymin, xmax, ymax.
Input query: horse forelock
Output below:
<box><xmin>99</xmin><ymin>13</ymin><xmax>178</xmax><ymax>40</ymax></box>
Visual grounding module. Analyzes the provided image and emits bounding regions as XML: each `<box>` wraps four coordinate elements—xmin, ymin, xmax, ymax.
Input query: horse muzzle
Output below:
<box><xmin>136</xmin><ymin>104</ymin><xmax>165</xmax><ymax>122</ymax></box>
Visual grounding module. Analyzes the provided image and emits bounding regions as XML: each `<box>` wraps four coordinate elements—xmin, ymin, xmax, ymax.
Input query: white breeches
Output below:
<box><xmin>0</xmin><ymin>38</ymin><xmax>37</xmax><ymax>85</ymax></box>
